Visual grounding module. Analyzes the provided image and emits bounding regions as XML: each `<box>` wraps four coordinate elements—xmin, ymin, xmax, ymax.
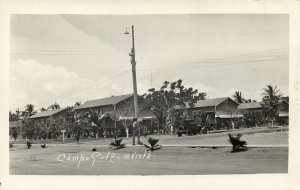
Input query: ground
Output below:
<box><xmin>9</xmin><ymin>127</ymin><xmax>288</xmax><ymax>175</ymax></box>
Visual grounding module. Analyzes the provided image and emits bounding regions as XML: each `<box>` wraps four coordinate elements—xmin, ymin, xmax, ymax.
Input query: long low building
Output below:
<box><xmin>74</xmin><ymin>94</ymin><xmax>157</xmax><ymax>137</ymax></box>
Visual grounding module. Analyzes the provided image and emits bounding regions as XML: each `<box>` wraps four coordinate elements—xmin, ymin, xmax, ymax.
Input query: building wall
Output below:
<box><xmin>190</xmin><ymin>106</ymin><xmax>215</xmax><ymax>119</ymax></box>
<box><xmin>76</xmin><ymin>105</ymin><xmax>115</xmax><ymax>117</ymax></box>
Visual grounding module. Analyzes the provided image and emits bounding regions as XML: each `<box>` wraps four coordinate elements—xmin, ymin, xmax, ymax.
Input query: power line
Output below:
<box><xmin>10</xmin><ymin>50</ymin><xmax>130</xmax><ymax>55</ymax></box>
<box><xmin>11</xmin><ymin>48</ymin><xmax>288</xmax><ymax>108</ymax></box>
<box><xmin>138</xmin><ymin>57</ymin><xmax>288</xmax><ymax>71</ymax></box>
<box><xmin>10</xmin><ymin>47</ymin><xmax>287</xmax><ymax>59</ymax></box>
<box><xmin>139</xmin><ymin>48</ymin><xmax>288</xmax><ymax>64</ymax></box>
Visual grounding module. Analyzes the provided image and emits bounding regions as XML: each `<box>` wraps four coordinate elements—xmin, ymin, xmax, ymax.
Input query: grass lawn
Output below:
<box><xmin>10</xmin><ymin>144</ymin><xmax>288</xmax><ymax>175</ymax></box>
<box><xmin>12</xmin><ymin>126</ymin><xmax>288</xmax><ymax>147</ymax></box>
<box><xmin>9</xmin><ymin>129</ymin><xmax>288</xmax><ymax>175</ymax></box>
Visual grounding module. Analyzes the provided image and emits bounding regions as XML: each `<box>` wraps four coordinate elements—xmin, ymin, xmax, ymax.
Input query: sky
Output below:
<box><xmin>9</xmin><ymin>14</ymin><xmax>289</xmax><ymax>111</ymax></box>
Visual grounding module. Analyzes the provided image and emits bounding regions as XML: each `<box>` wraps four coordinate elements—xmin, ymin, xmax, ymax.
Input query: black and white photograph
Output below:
<box><xmin>2</xmin><ymin>0</ymin><xmax>300</xmax><ymax>190</ymax></box>
<box><xmin>7</xmin><ymin>13</ymin><xmax>291</xmax><ymax>175</ymax></box>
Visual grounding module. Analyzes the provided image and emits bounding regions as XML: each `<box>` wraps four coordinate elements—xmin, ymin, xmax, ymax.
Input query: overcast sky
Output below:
<box><xmin>10</xmin><ymin>14</ymin><xmax>289</xmax><ymax>111</ymax></box>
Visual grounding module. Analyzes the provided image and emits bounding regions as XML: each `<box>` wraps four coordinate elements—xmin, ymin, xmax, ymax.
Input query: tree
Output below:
<box><xmin>66</xmin><ymin>112</ymin><xmax>90</xmax><ymax>144</ymax></box>
<box><xmin>9</xmin><ymin>126</ymin><xmax>21</xmax><ymax>141</ymax></box>
<box><xmin>9</xmin><ymin>110</ymin><xmax>19</xmax><ymax>121</ymax></box>
<box><xmin>233</xmin><ymin>91</ymin><xmax>245</xmax><ymax>103</ymax></box>
<box><xmin>40</xmin><ymin>107</ymin><xmax>47</xmax><ymax>112</ymax></box>
<box><xmin>25</xmin><ymin>104</ymin><xmax>35</xmax><ymax>117</ymax></box>
<box><xmin>115</xmin><ymin>96</ymin><xmax>147</xmax><ymax>138</ymax></box>
<box><xmin>245</xmin><ymin>99</ymin><xmax>257</xmax><ymax>103</ymax></box>
<box><xmin>88</xmin><ymin>109</ymin><xmax>106</xmax><ymax>138</ymax></box>
<box><xmin>261</xmin><ymin>85</ymin><xmax>282</xmax><ymax>123</ymax></box>
<box><xmin>21</xmin><ymin>119</ymin><xmax>38</xmax><ymax>140</ymax></box>
<box><xmin>48</xmin><ymin>102</ymin><xmax>60</xmax><ymax>110</ymax></box>
<box><xmin>46</xmin><ymin>116</ymin><xmax>67</xmax><ymax>139</ymax></box>
<box><xmin>243</xmin><ymin>110</ymin><xmax>266</xmax><ymax>127</ymax></box>
<box><xmin>74</xmin><ymin>102</ymin><xmax>81</xmax><ymax>108</ymax></box>
<box><xmin>143</xmin><ymin>79</ymin><xmax>206</xmax><ymax>132</ymax></box>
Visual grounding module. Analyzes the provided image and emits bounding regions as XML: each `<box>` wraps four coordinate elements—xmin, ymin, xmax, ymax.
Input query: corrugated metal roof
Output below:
<box><xmin>238</xmin><ymin>102</ymin><xmax>263</xmax><ymax>110</ymax></box>
<box><xmin>194</xmin><ymin>97</ymin><xmax>234</xmax><ymax>108</ymax></box>
<box><xmin>29</xmin><ymin>107</ymin><xmax>68</xmax><ymax>119</ymax></box>
<box><xmin>75</xmin><ymin>94</ymin><xmax>133</xmax><ymax>110</ymax></box>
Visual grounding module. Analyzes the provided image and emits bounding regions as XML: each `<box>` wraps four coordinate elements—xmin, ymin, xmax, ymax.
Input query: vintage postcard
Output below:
<box><xmin>1</xmin><ymin>0</ymin><xmax>300</xmax><ymax>190</ymax></box>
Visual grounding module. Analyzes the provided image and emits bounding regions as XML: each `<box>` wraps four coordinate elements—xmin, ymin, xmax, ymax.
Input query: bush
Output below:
<box><xmin>27</xmin><ymin>141</ymin><xmax>32</xmax><ymax>149</ymax></box>
<box><xmin>9</xmin><ymin>142</ymin><xmax>13</xmax><ymax>148</ymax></box>
<box><xmin>228</xmin><ymin>133</ymin><xmax>247</xmax><ymax>153</ymax></box>
<box><xmin>177</xmin><ymin>131</ymin><xmax>182</xmax><ymax>137</ymax></box>
<box><xmin>9</xmin><ymin>126</ymin><xmax>20</xmax><ymax>141</ymax></box>
<box><xmin>110</xmin><ymin>138</ymin><xmax>125</xmax><ymax>150</ymax></box>
<box><xmin>144</xmin><ymin>137</ymin><xmax>162</xmax><ymax>151</ymax></box>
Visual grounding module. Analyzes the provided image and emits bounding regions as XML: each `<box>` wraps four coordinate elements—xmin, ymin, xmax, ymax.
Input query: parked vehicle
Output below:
<box><xmin>175</xmin><ymin>118</ymin><xmax>211</xmax><ymax>136</ymax></box>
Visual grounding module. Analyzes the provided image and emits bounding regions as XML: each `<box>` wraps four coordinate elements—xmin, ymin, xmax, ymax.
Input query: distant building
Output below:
<box><xmin>189</xmin><ymin>97</ymin><xmax>243</xmax><ymax>129</ymax></box>
<box><xmin>29</xmin><ymin>107</ymin><xmax>70</xmax><ymax>123</ymax></box>
<box><xmin>276</xmin><ymin>100</ymin><xmax>289</xmax><ymax>125</ymax></box>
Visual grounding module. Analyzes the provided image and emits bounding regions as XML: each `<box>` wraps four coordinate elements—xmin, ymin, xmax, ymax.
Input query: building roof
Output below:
<box><xmin>279</xmin><ymin>100</ymin><xmax>289</xmax><ymax>105</ymax></box>
<box><xmin>193</xmin><ymin>97</ymin><xmax>237</xmax><ymax>108</ymax></box>
<box><xmin>29</xmin><ymin>107</ymin><xmax>68</xmax><ymax>119</ymax></box>
<box><xmin>75</xmin><ymin>94</ymin><xmax>133</xmax><ymax>110</ymax></box>
<box><xmin>238</xmin><ymin>102</ymin><xmax>263</xmax><ymax>110</ymax></box>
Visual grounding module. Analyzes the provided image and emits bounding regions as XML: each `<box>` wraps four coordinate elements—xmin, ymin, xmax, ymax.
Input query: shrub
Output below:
<box><xmin>9</xmin><ymin>126</ymin><xmax>20</xmax><ymax>141</ymax></box>
<box><xmin>144</xmin><ymin>137</ymin><xmax>162</xmax><ymax>151</ymax></box>
<box><xmin>110</xmin><ymin>138</ymin><xmax>126</xmax><ymax>150</ymax></box>
<box><xmin>27</xmin><ymin>141</ymin><xmax>32</xmax><ymax>149</ymax></box>
<box><xmin>228</xmin><ymin>133</ymin><xmax>247</xmax><ymax>153</ymax></box>
<box><xmin>177</xmin><ymin>131</ymin><xmax>183</xmax><ymax>137</ymax></box>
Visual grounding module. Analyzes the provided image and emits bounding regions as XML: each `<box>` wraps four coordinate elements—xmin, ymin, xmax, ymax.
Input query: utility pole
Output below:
<box><xmin>127</xmin><ymin>25</ymin><xmax>140</xmax><ymax>145</ymax></box>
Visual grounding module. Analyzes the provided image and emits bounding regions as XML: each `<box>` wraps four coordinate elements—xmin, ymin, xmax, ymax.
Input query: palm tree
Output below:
<box><xmin>233</xmin><ymin>91</ymin><xmax>244</xmax><ymax>103</ymax></box>
<box><xmin>89</xmin><ymin>109</ymin><xmax>107</xmax><ymax>138</ymax></box>
<box><xmin>25</xmin><ymin>104</ymin><xmax>35</xmax><ymax>116</ymax></box>
<box><xmin>261</xmin><ymin>85</ymin><xmax>281</xmax><ymax>122</ymax></box>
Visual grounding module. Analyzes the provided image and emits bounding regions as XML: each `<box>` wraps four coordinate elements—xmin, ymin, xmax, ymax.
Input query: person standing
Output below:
<box><xmin>132</xmin><ymin>118</ymin><xmax>137</xmax><ymax>145</ymax></box>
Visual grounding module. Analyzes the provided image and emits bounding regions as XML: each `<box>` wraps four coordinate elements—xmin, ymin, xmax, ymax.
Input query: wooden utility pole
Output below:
<box><xmin>128</xmin><ymin>25</ymin><xmax>140</xmax><ymax>144</ymax></box>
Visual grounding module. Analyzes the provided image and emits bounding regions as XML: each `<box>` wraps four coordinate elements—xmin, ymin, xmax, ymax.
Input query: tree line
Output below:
<box><xmin>9</xmin><ymin>80</ymin><xmax>287</xmax><ymax>142</ymax></box>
